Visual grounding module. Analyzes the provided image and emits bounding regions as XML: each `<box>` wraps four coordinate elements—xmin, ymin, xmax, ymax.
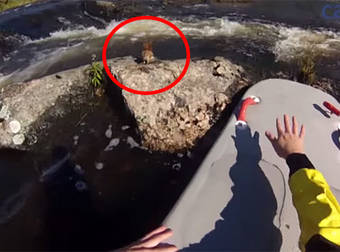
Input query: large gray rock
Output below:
<box><xmin>0</xmin><ymin>56</ymin><xmax>244</xmax><ymax>152</ymax></box>
<box><xmin>0</xmin><ymin>64</ymin><xmax>92</xmax><ymax>147</ymax></box>
<box><xmin>110</xmin><ymin>57</ymin><xmax>244</xmax><ymax>152</ymax></box>
<box><xmin>82</xmin><ymin>0</ymin><xmax>145</xmax><ymax>21</ymax></box>
<box><xmin>82</xmin><ymin>0</ymin><xmax>120</xmax><ymax>22</ymax></box>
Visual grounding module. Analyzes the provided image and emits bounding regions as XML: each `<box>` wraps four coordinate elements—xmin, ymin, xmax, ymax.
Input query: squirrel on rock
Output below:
<box><xmin>142</xmin><ymin>41</ymin><xmax>155</xmax><ymax>64</ymax></box>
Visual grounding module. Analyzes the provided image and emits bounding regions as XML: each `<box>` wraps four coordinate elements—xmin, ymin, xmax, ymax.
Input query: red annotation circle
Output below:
<box><xmin>102</xmin><ymin>16</ymin><xmax>191</xmax><ymax>95</ymax></box>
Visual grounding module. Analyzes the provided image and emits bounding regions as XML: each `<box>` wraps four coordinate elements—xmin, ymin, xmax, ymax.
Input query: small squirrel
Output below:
<box><xmin>142</xmin><ymin>41</ymin><xmax>155</xmax><ymax>64</ymax></box>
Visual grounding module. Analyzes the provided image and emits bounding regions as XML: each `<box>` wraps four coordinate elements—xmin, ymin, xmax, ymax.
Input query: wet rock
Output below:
<box><xmin>0</xmin><ymin>56</ymin><xmax>243</xmax><ymax>152</ymax></box>
<box><xmin>82</xmin><ymin>0</ymin><xmax>119</xmax><ymax>22</ymax></box>
<box><xmin>0</xmin><ymin>31</ymin><xmax>27</xmax><ymax>61</ymax></box>
<box><xmin>110</xmin><ymin>57</ymin><xmax>243</xmax><ymax>152</ymax></box>
<box><xmin>82</xmin><ymin>0</ymin><xmax>144</xmax><ymax>21</ymax></box>
<box><xmin>0</xmin><ymin>61</ymin><xmax>94</xmax><ymax>147</ymax></box>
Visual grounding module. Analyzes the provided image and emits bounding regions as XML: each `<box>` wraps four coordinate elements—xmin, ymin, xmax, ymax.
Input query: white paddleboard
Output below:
<box><xmin>164</xmin><ymin>79</ymin><xmax>340</xmax><ymax>251</ymax></box>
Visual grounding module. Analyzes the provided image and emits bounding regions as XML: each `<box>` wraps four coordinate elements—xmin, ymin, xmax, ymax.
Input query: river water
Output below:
<box><xmin>0</xmin><ymin>0</ymin><xmax>339</xmax><ymax>250</ymax></box>
<box><xmin>0</xmin><ymin>0</ymin><xmax>340</xmax><ymax>86</ymax></box>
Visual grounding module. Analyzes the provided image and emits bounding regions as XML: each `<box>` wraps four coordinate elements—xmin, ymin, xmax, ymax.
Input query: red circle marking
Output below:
<box><xmin>102</xmin><ymin>16</ymin><xmax>191</xmax><ymax>95</ymax></box>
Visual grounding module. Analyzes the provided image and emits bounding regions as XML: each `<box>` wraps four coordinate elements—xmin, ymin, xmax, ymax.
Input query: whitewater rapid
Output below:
<box><xmin>1</xmin><ymin>14</ymin><xmax>340</xmax><ymax>86</ymax></box>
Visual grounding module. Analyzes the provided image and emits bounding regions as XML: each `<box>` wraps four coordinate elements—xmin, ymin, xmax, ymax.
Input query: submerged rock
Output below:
<box><xmin>0</xmin><ymin>31</ymin><xmax>27</xmax><ymax>61</ymax></box>
<box><xmin>82</xmin><ymin>0</ymin><xmax>120</xmax><ymax>22</ymax></box>
<box><xmin>82</xmin><ymin>0</ymin><xmax>144</xmax><ymax>21</ymax></box>
<box><xmin>110</xmin><ymin>57</ymin><xmax>243</xmax><ymax>152</ymax></box>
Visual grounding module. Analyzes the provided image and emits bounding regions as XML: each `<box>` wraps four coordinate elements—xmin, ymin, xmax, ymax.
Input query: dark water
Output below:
<box><xmin>0</xmin><ymin>0</ymin><xmax>340</xmax><ymax>250</ymax></box>
<box><xmin>0</xmin><ymin>75</ymin><xmax>245</xmax><ymax>250</ymax></box>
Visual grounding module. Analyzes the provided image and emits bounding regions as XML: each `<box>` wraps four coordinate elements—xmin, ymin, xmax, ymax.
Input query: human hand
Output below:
<box><xmin>121</xmin><ymin>226</ymin><xmax>177</xmax><ymax>252</ymax></box>
<box><xmin>265</xmin><ymin>114</ymin><xmax>305</xmax><ymax>159</ymax></box>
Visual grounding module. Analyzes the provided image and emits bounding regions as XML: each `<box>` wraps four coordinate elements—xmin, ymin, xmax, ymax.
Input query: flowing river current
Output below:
<box><xmin>0</xmin><ymin>0</ymin><xmax>340</xmax><ymax>86</ymax></box>
<box><xmin>0</xmin><ymin>0</ymin><xmax>339</xmax><ymax>250</ymax></box>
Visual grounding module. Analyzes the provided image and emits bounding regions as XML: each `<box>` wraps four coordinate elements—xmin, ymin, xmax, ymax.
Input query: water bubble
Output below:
<box><xmin>73</xmin><ymin>135</ymin><xmax>79</xmax><ymax>146</ymax></box>
<box><xmin>127</xmin><ymin>136</ymin><xmax>139</xmax><ymax>149</ymax></box>
<box><xmin>75</xmin><ymin>181</ymin><xmax>87</xmax><ymax>192</ymax></box>
<box><xmin>74</xmin><ymin>164</ymin><xmax>85</xmax><ymax>175</ymax></box>
<box><xmin>105</xmin><ymin>124</ymin><xmax>112</xmax><ymax>138</ymax></box>
<box><xmin>177</xmin><ymin>153</ymin><xmax>184</xmax><ymax>158</ymax></box>
<box><xmin>172</xmin><ymin>163</ymin><xmax>181</xmax><ymax>171</ymax></box>
<box><xmin>121</xmin><ymin>125</ymin><xmax>130</xmax><ymax>131</ymax></box>
<box><xmin>95</xmin><ymin>162</ymin><xmax>104</xmax><ymax>170</ymax></box>
<box><xmin>104</xmin><ymin>138</ymin><xmax>120</xmax><ymax>151</ymax></box>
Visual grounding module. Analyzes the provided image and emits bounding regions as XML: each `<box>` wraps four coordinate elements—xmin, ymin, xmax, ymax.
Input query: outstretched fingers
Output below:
<box><xmin>292</xmin><ymin>116</ymin><xmax>298</xmax><ymax>135</ymax></box>
<box><xmin>276</xmin><ymin>118</ymin><xmax>284</xmax><ymax>136</ymax></box>
<box><xmin>284</xmin><ymin>114</ymin><xmax>291</xmax><ymax>133</ymax></box>
<box><xmin>299</xmin><ymin>124</ymin><xmax>305</xmax><ymax>139</ymax></box>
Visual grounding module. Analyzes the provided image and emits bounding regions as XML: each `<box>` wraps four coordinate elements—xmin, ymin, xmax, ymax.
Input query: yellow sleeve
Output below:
<box><xmin>289</xmin><ymin>168</ymin><xmax>340</xmax><ymax>250</ymax></box>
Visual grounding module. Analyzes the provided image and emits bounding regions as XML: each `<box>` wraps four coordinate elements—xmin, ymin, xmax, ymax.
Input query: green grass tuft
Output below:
<box><xmin>87</xmin><ymin>62</ymin><xmax>104</xmax><ymax>89</ymax></box>
<box><xmin>297</xmin><ymin>47</ymin><xmax>319</xmax><ymax>85</ymax></box>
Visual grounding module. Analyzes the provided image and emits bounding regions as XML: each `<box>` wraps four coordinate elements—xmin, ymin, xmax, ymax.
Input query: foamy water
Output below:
<box><xmin>274</xmin><ymin>26</ymin><xmax>340</xmax><ymax>62</ymax></box>
<box><xmin>1</xmin><ymin>15</ymin><xmax>340</xmax><ymax>86</ymax></box>
<box><xmin>26</xmin><ymin>16</ymin><xmax>340</xmax><ymax>61</ymax></box>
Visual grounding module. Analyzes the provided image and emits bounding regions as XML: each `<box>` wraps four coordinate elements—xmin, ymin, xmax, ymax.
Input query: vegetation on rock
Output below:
<box><xmin>297</xmin><ymin>47</ymin><xmax>318</xmax><ymax>85</ymax></box>
<box><xmin>86</xmin><ymin>55</ymin><xmax>105</xmax><ymax>96</ymax></box>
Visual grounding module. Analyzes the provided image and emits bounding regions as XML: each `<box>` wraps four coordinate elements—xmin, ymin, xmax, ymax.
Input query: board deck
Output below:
<box><xmin>164</xmin><ymin>79</ymin><xmax>340</xmax><ymax>251</ymax></box>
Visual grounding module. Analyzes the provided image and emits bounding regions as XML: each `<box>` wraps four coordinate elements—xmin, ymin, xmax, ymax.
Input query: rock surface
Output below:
<box><xmin>82</xmin><ymin>0</ymin><xmax>146</xmax><ymax>21</ymax></box>
<box><xmin>0</xmin><ymin>64</ymin><xmax>92</xmax><ymax>147</ymax></box>
<box><xmin>82</xmin><ymin>0</ymin><xmax>120</xmax><ymax>22</ymax></box>
<box><xmin>0</xmin><ymin>56</ymin><xmax>244</xmax><ymax>151</ymax></box>
<box><xmin>110</xmin><ymin>57</ymin><xmax>243</xmax><ymax>152</ymax></box>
